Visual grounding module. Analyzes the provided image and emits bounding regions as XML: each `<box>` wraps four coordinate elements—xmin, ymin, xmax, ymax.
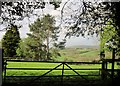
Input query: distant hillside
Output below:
<box><xmin>55</xmin><ymin>47</ymin><xmax>100</xmax><ymax>62</ymax></box>
<box><xmin>66</xmin><ymin>45</ymin><xmax>100</xmax><ymax>49</ymax></box>
<box><xmin>55</xmin><ymin>45</ymin><xmax>112</xmax><ymax>62</ymax></box>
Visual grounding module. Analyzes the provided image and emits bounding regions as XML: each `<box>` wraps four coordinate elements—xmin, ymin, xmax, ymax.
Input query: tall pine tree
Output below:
<box><xmin>2</xmin><ymin>24</ymin><xmax>21</xmax><ymax>57</ymax></box>
<box><xmin>27</xmin><ymin>14</ymin><xmax>60</xmax><ymax>61</ymax></box>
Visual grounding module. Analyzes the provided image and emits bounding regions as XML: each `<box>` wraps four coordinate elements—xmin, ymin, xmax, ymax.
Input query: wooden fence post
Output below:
<box><xmin>0</xmin><ymin>48</ymin><xmax>3</xmax><ymax>86</ymax></box>
<box><xmin>4</xmin><ymin>60</ymin><xmax>7</xmax><ymax>82</ymax></box>
<box><xmin>101</xmin><ymin>60</ymin><xmax>107</xmax><ymax>80</ymax></box>
<box><xmin>61</xmin><ymin>62</ymin><xmax>65</xmax><ymax>86</ymax></box>
<box><xmin>111</xmin><ymin>48</ymin><xmax>116</xmax><ymax>83</ymax></box>
<box><xmin>100</xmin><ymin>50</ymin><xmax>107</xmax><ymax>80</ymax></box>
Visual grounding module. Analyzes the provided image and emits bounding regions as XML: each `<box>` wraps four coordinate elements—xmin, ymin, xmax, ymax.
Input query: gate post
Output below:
<box><xmin>101</xmin><ymin>60</ymin><xmax>107</xmax><ymax>80</ymax></box>
<box><xmin>61</xmin><ymin>62</ymin><xmax>65</xmax><ymax>86</ymax></box>
<box><xmin>100</xmin><ymin>51</ymin><xmax>107</xmax><ymax>80</ymax></box>
<box><xmin>111</xmin><ymin>48</ymin><xmax>116</xmax><ymax>84</ymax></box>
<box><xmin>0</xmin><ymin>48</ymin><xmax>3</xmax><ymax>86</ymax></box>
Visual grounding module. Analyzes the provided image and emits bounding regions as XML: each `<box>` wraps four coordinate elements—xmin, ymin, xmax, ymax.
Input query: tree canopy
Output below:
<box><xmin>17</xmin><ymin>14</ymin><xmax>62</xmax><ymax>61</ymax></box>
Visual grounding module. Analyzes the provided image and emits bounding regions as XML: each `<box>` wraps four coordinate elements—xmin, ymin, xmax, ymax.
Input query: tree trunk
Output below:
<box><xmin>46</xmin><ymin>30</ymin><xmax>50</xmax><ymax>60</ymax></box>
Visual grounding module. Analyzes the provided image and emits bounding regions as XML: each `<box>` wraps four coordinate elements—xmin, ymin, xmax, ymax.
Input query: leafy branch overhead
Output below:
<box><xmin>1</xmin><ymin>1</ymin><xmax>120</xmax><ymax>54</ymax></box>
<box><xmin>0</xmin><ymin>1</ymin><xmax>61</xmax><ymax>29</ymax></box>
<box><xmin>63</xmin><ymin>2</ymin><xmax>114</xmax><ymax>37</ymax></box>
<box><xmin>61</xmin><ymin>1</ymin><xmax>120</xmax><ymax>53</ymax></box>
<box><xmin>1</xmin><ymin>1</ymin><xmax>120</xmax><ymax>36</ymax></box>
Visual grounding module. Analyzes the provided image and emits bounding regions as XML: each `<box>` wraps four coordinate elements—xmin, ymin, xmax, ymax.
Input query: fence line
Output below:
<box><xmin>3</xmin><ymin>60</ymin><xmax>102</xmax><ymax>83</ymax></box>
<box><xmin>4</xmin><ymin>59</ymin><xmax>120</xmax><ymax>85</ymax></box>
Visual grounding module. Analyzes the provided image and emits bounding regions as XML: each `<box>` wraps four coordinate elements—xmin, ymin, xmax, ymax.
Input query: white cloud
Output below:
<box><xmin>66</xmin><ymin>35</ymin><xmax>100</xmax><ymax>47</ymax></box>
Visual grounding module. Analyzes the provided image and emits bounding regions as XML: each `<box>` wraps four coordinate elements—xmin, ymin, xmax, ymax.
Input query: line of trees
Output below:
<box><xmin>0</xmin><ymin>1</ymin><xmax>64</xmax><ymax>61</ymax></box>
<box><xmin>2</xmin><ymin>14</ymin><xmax>65</xmax><ymax>61</ymax></box>
<box><xmin>1</xmin><ymin>1</ymin><xmax>120</xmax><ymax>60</ymax></box>
<box><xmin>17</xmin><ymin>14</ymin><xmax>64</xmax><ymax>61</ymax></box>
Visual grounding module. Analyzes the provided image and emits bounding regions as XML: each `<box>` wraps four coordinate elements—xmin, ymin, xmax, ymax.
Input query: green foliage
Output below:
<box><xmin>100</xmin><ymin>20</ymin><xmax>116</xmax><ymax>52</ymax></box>
<box><xmin>16</xmin><ymin>38</ymin><xmax>34</xmax><ymax>59</ymax></box>
<box><xmin>100</xmin><ymin>19</ymin><xmax>120</xmax><ymax>57</ymax></box>
<box><xmin>2</xmin><ymin>24</ymin><xmax>21</xmax><ymax>57</ymax></box>
<box><xmin>28</xmin><ymin>14</ymin><xmax>59</xmax><ymax>60</ymax></box>
<box><xmin>49</xmin><ymin>0</ymin><xmax>61</xmax><ymax>9</ymax></box>
<box><xmin>50</xmin><ymin>47</ymin><xmax>61</xmax><ymax>60</ymax></box>
<box><xmin>17</xmin><ymin>14</ymin><xmax>62</xmax><ymax>61</ymax></box>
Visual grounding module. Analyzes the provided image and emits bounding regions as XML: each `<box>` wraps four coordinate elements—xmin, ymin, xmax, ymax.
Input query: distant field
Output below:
<box><xmin>55</xmin><ymin>47</ymin><xmax>112</xmax><ymax>62</ymax></box>
<box><xmin>57</xmin><ymin>47</ymin><xmax>99</xmax><ymax>62</ymax></box>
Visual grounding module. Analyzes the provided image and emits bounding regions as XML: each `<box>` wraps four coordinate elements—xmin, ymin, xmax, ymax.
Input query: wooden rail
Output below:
<box><xmin>6</xmin><ymin>59</ymin><xmax>102</xmax><ymax>64</ymax></box>
<box><xmin>6</xmin><ymin>68</ymin><xmax>101</xmax><ymax>70</ymax></box>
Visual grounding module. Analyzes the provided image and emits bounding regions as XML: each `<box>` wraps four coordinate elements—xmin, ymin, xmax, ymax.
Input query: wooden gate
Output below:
<box><xmin>3</xmin><ymin>60</ymin><xmax>102</xmax><ymax>86</ymax></box>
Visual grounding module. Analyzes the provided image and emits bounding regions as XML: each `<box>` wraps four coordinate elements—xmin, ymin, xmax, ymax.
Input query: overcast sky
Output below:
<box><xmin>0</xmin><ymin>1</ymin><xmax>100</xmax><ymax>47</ymax></box>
